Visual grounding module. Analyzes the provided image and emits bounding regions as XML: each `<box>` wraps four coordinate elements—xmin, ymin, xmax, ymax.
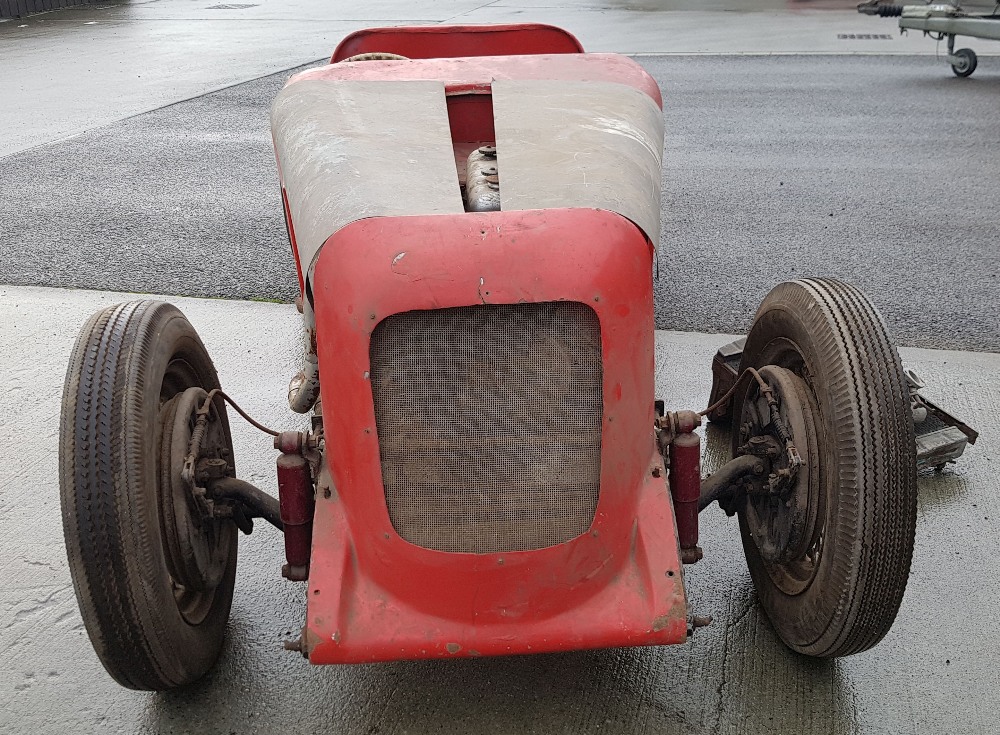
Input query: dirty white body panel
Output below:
<box><xmin>271</xmin><ymin>76</ymin><xmax>665</xmax><ymax>286</ymax></box>
<box><xmin>271</xmin><ymin>80</ymin><xmax>465</xmax><ymax>280</ymax></box>
<box><xmin>493</xmin><ymin>79</ymin><xmax>663</xmax><ymax>246</ymax></box>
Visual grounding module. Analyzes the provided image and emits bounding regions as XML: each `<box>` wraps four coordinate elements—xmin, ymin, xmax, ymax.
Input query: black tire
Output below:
<box><xmin>952</xmin><ymin>48</ymin><xmax>977</xmax><ymax>77</ymax></box>
<box><xmin>734</xmin><ymin>279</ymin><xmax>917</xmax><ymax>657</ymax></box>
<box><xmin>60</xmin><ymin>301</ymin><xmax>238</xmax><ymax>690</ymax></box>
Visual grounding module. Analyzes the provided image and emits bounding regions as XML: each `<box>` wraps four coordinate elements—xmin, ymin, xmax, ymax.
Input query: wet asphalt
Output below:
<box><xmin>1</xmin><ymin>55</ymin><xmax>998</xmax><ymax>351</ymax></box>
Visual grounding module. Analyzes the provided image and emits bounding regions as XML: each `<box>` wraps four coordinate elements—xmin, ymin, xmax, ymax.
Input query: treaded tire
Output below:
<box><xmin>735</xmin><ymin>278</ymin><xmax>917</xmax><ymax>657</ymax></box>
<box><xmin>951</xmin><ymin>48</ymin><xmax>977</xmax><ymax>78</ymax></box>
<box><xmin>60</xmin><ymin>301</ymin><xmax>237</xmax><ymax>690</ymax></box>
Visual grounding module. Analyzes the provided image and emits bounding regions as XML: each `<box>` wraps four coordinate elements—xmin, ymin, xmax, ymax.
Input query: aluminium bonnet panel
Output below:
<box><xmin>492</xmin><ymin>79</ymin><xmax>664</xmax><ymax>247</ymax></box>
<box><xmin>271</xmin><ymin>79</ymin><xmax>465</xmax><ymax>279</ymax></box>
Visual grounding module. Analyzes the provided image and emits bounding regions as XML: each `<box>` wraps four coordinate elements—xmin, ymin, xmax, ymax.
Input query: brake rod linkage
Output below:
<box><xmin>692</xmin><ymin>367</ymin><xmax>803</xmax><ymax>513</ymax></box>
<box><xmin>180</xmin><ymin>389</ymin><xmax>289</xmax><ymax>533</ymax></box>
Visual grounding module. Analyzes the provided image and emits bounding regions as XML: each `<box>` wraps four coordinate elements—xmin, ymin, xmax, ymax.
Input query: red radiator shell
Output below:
<box><xmin>303</xmin><ymin>208</ymin><xmax>687</xmax><ymax>663</ymax></box>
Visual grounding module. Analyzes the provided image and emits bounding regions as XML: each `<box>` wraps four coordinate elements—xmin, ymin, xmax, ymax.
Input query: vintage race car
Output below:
<box><xmin>59</xmin><ymin>23</ymin><xmax>970</xmax><ymax>690</ymax></box>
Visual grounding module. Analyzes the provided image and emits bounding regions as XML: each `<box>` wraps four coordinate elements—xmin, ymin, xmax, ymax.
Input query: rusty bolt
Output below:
<box><xmin>195</xmin><ymin>457</ymin><xmax>229</xmax><ymax>483</ymax></box>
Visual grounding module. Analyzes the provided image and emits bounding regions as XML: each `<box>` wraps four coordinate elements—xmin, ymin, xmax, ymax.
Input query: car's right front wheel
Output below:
<box><xmin>60</xmin><ymin>301</ymin><xmax>238</xmax><ymax>689</ymax></box>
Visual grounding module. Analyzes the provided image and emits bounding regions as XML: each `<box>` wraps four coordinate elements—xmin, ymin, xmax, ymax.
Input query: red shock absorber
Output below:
<box><xmin>669</xmin><ymin>431</ymin><xmax>703</xmax><ymax>564</ymax></box>
<box><xmin>277</xmin><ymin>450</ymin><xmax>315</xmax><ymax>581</ymax></box>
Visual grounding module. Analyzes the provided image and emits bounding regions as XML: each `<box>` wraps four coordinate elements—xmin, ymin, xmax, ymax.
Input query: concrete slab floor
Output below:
<box><xmin>1</xmin><ymin>285</ymin><xmax>996</xmax><ymax>734</ymax></box>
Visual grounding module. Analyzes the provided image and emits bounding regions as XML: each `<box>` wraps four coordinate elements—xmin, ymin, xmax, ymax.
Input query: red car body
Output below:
<box><xmin>272</xmin><ymin>24</ymin><xmax>687</xmax><ymax>664</ymax></box>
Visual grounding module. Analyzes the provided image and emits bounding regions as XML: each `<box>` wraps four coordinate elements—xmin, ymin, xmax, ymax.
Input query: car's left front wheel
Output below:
<box><xmin>60</xmin><ymin>301</ymin><xmax>238</xmax><ymax>690</ymax></box>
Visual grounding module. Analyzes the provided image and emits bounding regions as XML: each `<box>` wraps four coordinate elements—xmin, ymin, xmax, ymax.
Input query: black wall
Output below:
<box><xmin>1</xmin><ymin>0</ymin><xmax>103</xmax><ymax>18</ymax></box>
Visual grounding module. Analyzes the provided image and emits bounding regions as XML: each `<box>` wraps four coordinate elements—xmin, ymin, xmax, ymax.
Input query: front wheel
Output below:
<box><xmin>952</xmin><ymin>48</ymin><xmax>977</xmax><ymax>77</ymax></box>
<box><xmin>734</xmin><ymin>278</ymin><xmax>917</xmax><ymax>657</ymax></box>
<box><xmin>60</xmin><ymin>301</ymin><xmax>238</xmax><ymax>689</ymax></box>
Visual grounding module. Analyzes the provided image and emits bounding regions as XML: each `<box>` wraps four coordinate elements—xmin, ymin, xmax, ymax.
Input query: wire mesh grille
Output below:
<box><xmin>369</xmin><ymin>301</ymin><xmax>603</xmax><ymax>553</ymax></box>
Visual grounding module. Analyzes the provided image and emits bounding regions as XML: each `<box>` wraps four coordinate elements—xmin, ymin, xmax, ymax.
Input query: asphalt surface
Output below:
<box><xmin>2</xmin><ymin>286</ymin><xmax>998</xmax><ymax>735</ymax></box>
<box><xmin>1</xmin><ymin>54</ymin><xmax>998</xmax><ymax>351</ymax></box>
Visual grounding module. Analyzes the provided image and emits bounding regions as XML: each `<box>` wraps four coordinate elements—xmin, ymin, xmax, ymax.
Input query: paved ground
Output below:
<box><xmin>1</xmin><ymin>55</ymin><xmax>998</xmax><ymax>350</ymax></box>
<box><xmin>1</xmin><ymin>286</ymin><xmax>997</xmax><ymax>735</ymax></box>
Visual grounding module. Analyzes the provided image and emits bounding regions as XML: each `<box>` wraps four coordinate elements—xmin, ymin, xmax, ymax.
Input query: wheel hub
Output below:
<box><xmin>736</xmin><ymin>366</ymin><xmax>821</xmax><ymax>568</ymax></box>
<box><xmin>158</xmin><ymin>387</ymin><xmax>234</xmax><ymax>601</ymax></box>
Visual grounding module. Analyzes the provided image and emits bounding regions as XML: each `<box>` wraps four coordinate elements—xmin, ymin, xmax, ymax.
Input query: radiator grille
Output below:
<box><xmin>369</xmin><ymin>301</ymin><xmax>603</xmax><ymax>553</ymax></box>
